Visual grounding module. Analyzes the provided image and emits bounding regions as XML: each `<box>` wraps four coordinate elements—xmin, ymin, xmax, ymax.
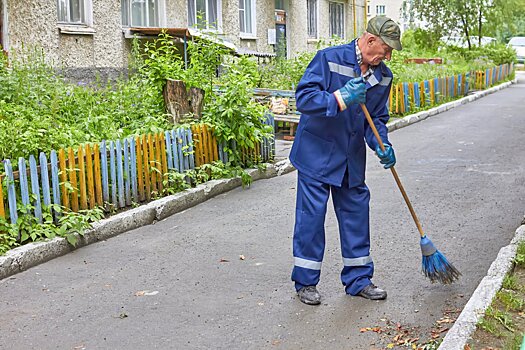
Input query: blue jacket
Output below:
<box><xmin>289</xmin><ymin>40</ymin><xmax>393</xmax><ymax>187</ymax></box>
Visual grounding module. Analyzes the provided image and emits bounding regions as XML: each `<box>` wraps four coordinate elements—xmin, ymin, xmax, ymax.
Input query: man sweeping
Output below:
<box><xmin>289</xmin><ymin>16</ymin><xmax>402</xmax><ymax>305</ymax></box>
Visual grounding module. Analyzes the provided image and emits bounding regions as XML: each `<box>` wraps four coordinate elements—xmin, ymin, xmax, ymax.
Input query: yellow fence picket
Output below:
<box><xmin>148</xmin><ymin>133</ymin><xmax>157</xmax><ymax>195</ymax></box>
<box><xmin>78</xmin><ymin>146</ymin><xmax>88</xmax><ymax>210</ymax></box>
<box><xmin>68</xmin><ymin>147</ymin><xmax>79</xmax><ymax>212</ymax></box>
<box><xmin>85</xmin><ymin>144</ymin><xmax>95</xmax><ymax>209</ymax></box>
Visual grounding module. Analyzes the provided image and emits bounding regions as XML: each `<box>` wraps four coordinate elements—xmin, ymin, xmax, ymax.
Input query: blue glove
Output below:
<box><xmin>334</xmin><ymin>77</ymin><xmax>366</xmax><ymax>111</ymax></box>
<box><xmin>375</xmin><ymin>143</ymin><xmax>396</xmax><ymax>169</ymax></box>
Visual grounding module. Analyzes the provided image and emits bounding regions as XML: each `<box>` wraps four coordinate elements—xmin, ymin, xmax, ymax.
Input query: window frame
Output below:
<box><xmin>239</xmin><ymin>0</ymin><xmax>256</xmax><ymax>37</ymax></box>
<box><xmin>307</xmin><ymin>0</ymin><xmax>318</xmax><ymax>39</ymax></box>
<box><xmin>121</xmin><ymin>0</ymin><xmax>165</xmax><ymax>28</ymax></box>
<box><xmin>329</xmin><ymin>1</ymin><xmax>345</xmax><ymax>39</ymax></box>
<box><xmin>188</xmin><ymin>0</ymin><xmax>223</xmax><ymax>32</ymax></box>
<box><xmin>376</xmin><ymin>5</ymin><xmax>386</xmax><ymax>15</ymax></box>
<box><xmin>57</xmin><ymin>0</ymin><xmax>93</xmax><ymax>26</ymax></box>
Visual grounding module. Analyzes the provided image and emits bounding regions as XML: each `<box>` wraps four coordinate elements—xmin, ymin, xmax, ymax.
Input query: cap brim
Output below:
<box><xmin>382</xmin><ymin>36</ymin><xmax>402</xmax><ymax>51</ymax></box>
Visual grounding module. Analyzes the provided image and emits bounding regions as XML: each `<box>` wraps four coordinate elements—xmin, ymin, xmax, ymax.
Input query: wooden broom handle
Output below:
<box><xmin>360</xmin><ymin>103</ymin><xmax>426</xmax><ymax>238</ymax></box>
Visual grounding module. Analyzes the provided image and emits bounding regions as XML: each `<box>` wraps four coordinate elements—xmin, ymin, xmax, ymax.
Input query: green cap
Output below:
<box><xmin>367</xmin><ymin>16</ymin><xmax>402</xmax><ymax>51</ymax></box>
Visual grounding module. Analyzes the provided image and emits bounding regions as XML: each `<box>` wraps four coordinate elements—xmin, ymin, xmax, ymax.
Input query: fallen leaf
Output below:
<box><xmin>220</xmin><ymin>258</ymin><xmax>229</xmax><ymax>262</ymax></box>
<box><xmin>239</xmin><ymin>255</ymin><xmax>245</xmax><ymax>260</ymax></box>
<box><xmin>464</xmin><ymin>344</ymin><xmax>471</xmax><ymax>350</ymax></box>
<box><xmin>386</xmin><ymin>344</ymin><xmax>394</xmax><ymax>349</ymax></box>
<box><xmin>135</xmin><ymin>291</ymin><xmax>146</xmax><ymax>296</ymax></box>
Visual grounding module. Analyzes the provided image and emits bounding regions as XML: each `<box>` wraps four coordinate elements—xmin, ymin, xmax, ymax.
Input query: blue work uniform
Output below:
<box><xmin>289</xmin><ymin>39</ymin><xmax>393</xmax><ymax>295</ymax></box>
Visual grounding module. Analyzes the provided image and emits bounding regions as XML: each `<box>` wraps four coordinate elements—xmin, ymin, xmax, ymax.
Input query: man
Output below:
<box><xmin>289</xmin><ymin>16</ymin><xmax>402</xmax><ymax>305</ymax></box>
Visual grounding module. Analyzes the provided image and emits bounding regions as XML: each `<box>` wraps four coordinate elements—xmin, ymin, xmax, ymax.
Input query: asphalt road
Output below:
<box><xmin>1</xmin><ymin>73</ymin><xmax>524</xmax><ymax>350</ymax></box>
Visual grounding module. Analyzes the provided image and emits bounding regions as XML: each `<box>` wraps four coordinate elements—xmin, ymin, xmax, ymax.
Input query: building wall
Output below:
<box><xmin>366</xmin><ymin>0</ymin><xmax>406</xmax><ymax>30</ymax></box>
<box><xmin>3</xmin><ymin>0</ymin><xmax>367</xmax><ymax>79</ymax></box>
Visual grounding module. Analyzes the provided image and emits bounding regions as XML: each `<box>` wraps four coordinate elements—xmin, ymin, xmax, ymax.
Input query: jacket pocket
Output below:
<box><xmin>295</xmin><ymin>130</ymin><xmax>335</xmax><ymax>176</ymax></box>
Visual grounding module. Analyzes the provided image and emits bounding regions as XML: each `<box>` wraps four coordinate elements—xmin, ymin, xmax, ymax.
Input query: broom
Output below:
<box><xmin>360</xmin><ymin>103</ymin><xmax>461</xmax><ymax>284</ymax></box>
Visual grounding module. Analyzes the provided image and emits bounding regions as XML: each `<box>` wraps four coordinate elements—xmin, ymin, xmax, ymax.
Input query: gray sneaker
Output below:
<box><xmin>357</xmin><ymin>284</ymin><xmax>387</xmax><ymax>300</ymax></box>
<box><xmin>297</xmin><ymin>286</ymin><xmax>321</xmax><ymax>305</ymax></box>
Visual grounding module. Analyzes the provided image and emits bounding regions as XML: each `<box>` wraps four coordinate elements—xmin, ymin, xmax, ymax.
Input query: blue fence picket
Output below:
<box><xmin>424</xmin><ymin>80</ymin><xmax>430</xmax><ymax>106</ymax></box>
<box><xmin>4</xmin><ymin>160</ymin><xmax>18</xmax><ymax>224</ymax></box>
<box><xmin>29</xmin><ymin>155</ymin><xmax>42</xmax><ymax>222</ymax></box>
<box><xmin>39</xmin><ymin>153</ymin><xmax>51</xmax><ymax>207</ymax></box>
<box><xmin>109</xmin><ymin>141</ymin><xmax>117</xmax><ymax>207</ymax></box>
<box><xmin>171</xmin><ymin>130</ymin><xmax>181</xmax><ymax>172</ymax></box>
<box><xmin>165</xmin><ymin>131</ymin><xmax>174</xmax><ymax>170</ymax></box>
<box><xmin>403</xmin><ymin>83</ymin><xmax>410</xmax><ymax>112</ymax></box>
<box><xmin>100</xmin><ymin>140</ymin><xmax>110</xmax><ymax>204</ymax></box>
<box><xmin>181</xmin><ymin>129</ymin><xmax>190</xmax><ymax>171</ymax></box>
<box><xmin>433</xmin><ymin>78</ymin><xmax>439</xmax><ymax>102</ymax></box>
<box><xmin>18</xmin><ymin>158</ymin><xmax>30</xmax><ymax>209</ymax></box>
<box><xmin>123</xmin><ymin>139</ymin><xmax>131</xmax><ymax>206</ymax></box>
<box><xmin>130</xmin><ymin>138</ymin><xmax>139</xmax><ymax>203</ymax></box>
<box><xmin>413</xmin><ymin>82</ymin><xmax>420</xmax><ymax>107</ymax></box>
<box><xmin>176</xmin><ymin>129</ymin><xmax>184</xmax><ymax>171</ymax></box>
<box><xmin>186</xmin><ymin>129</ymin><xmax>195</xmax><ymax>169</ymax></box>
<box><xmin>116</xmin><ymin>140</ymin><xmax>125</xmax><ymax>208</ymax></box>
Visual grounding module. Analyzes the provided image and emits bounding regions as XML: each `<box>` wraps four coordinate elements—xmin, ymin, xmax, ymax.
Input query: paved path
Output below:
<box><xmin>1</xmin><ymin>74</ymin><xmax>524</xmax><ymax>349</ymax></box>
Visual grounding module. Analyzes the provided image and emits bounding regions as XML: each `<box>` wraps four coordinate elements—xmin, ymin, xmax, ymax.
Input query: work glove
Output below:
<box><xmin>375</xmin><ymin>143</ymin><xmax>396</xmax><ymax>169</ymax></box>
<box><xmin>334</xmin><ymin>77</ymin><xmax>366</xmax><ymax>111</ymax></box>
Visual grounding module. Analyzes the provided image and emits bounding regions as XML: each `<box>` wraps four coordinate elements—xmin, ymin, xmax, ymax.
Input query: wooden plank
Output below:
<box><xmin>116</xmin><ymin>140</ymin><xmax>125</xmax><ymax>208</ymax></box>
<box><xmin>77</xmin><ymin>146</ymin><xmax>88</xmax><ymax>210</ymax></box>
<box><xmin>159</xmin><ymin>133</ymin><xmax>168</xmax><ymax>192</ymax></box>
<box><xmin>93</xmin><ymin>143</ymin><xmax>103</xmax><ymax>207</ymax></box>
<box><xmin>50</xmin><ymin>151</ymin><xmax>62</xmax><ymax>210</ymax></box>
<box><xmin>130</xmin><ymin>138</ymin><xmax>139</xmax><ymax>203</ymax></box>
<box><xmin>85</xmin><ymin>144</ymin><xmax>96</xmax><ymax>209</ymax></box>
<box><xmin>187</xmin><ymin>129</ymin><xmax>195</xmax><ymax>169</ymax></box>
<box><xmin>99</xmin><ymin>141</ymin><xmax>109</xmax><ymax>205</ymax></box>
<box><xmin>109</xmin><ymin>141</ymin><xmax>117</xmax><ymax>207</ymax></box>
<box><xmin>29</xmin><ymin>155</ymin><xmax>42</xmax><ymax>222</ymax></box>
<box><xmin>39</xmin><ymin>153</ymin><xmax>51</xmax><ymax>207</ymax></box>
<box><xmin>389</xmin><ymin>84</ymin><xmax>393</xmax><ymax>112</ymax></box>
<box><xmin>124</xmin><ymin>139</ymin><xmax>131</xmax><ymax>206</ymax></box>
<box><xmin>68</xmin><ymin>148</ymin><xmax>79</xmax><ymax>212</ymax></box>
<box><xmin>136</xmin><ymin>136</ymin><xmax>145</xmax><ymax>202</ymax></box>
<box><xmin>4</xmin><ymin>160</ymin><xmax>18</xmax><ymax>224</ymax></box>
<box><xmin>171</xmin><ymin>130</ymin><xmax>180</xmax><ymax>172</ymax></box>
<box><xmin>142</xmin><ymin>134</ymin><xmax>151</xmax><ymax>201</ymax></box>
<box><xmin>18</xmin><ymin>158</ymin><xmax>30</xmax><ymax>210</ymax></box>
<box><xmin>148</xmin><ymin>134</ymin><xmax>157</xmax><ymax>195</ymax></box>
<box><xmin>191</xmin><ymin>125</ymin><xmax>202</xmax><ymax>167</ymax></box>
<box><xmin>165</xmin><ymin>131</ymin><xmax>174</xmax><ymax>170</ymax></box>
<box><xmin>183</xmin><ymin>128</ymin><xmax>191</xmax><ymax>170</ymax></box>
<box><xmin>109</xmin><ymin>141</ymin><xmax>118</xmax><ymax>208</ymax></box>
<box><xmin>154</xmin><ymin>133</ymin><xmax>162</xmax><ymax>193</ymax></box>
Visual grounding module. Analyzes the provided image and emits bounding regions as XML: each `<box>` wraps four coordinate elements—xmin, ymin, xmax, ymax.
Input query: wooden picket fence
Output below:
<box><xmin>390</xmin><ymin>63</ymin><xmax>514</xmax><ymax>114</ymax></box>
<box><xmin>0</xmin><ymin>119</ymin><xmax>275</xmax><ymax>225</ymax></box>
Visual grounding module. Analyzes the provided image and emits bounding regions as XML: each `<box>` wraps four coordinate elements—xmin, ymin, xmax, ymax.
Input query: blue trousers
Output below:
<box><xmin>291</xmin><ymin>171</ymin><xmax>374</xmax><ymax>295</ymax></box>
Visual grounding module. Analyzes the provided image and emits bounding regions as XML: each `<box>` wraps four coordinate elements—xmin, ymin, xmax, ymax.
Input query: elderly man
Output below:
<box><xmin>289</xmin><ymin>16</ymin><xmax>402</xmax><ymax>305</ymax></box>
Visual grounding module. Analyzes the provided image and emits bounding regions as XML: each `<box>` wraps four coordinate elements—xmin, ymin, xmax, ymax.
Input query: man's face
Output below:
<box><xmin>363</xmin><ymin>37</ymin><xmax>393</xmax><ymax>66</ymax></box>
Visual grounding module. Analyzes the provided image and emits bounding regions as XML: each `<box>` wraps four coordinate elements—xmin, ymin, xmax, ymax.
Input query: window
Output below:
<box><xmin>329</xmin><ymin>2</ymin><xmax>344</xmax><ymax>39</ymax></box>
<box><xmin>239</xmin><ymin>0</ymin><xmax>255</xmax><ymax>35</ymax></box>
<box><xmin>121</xmin><ymin>0</ymin><xmax>161</xmax><ymax>27</ymax></box>
<box><xmin>58</xmin><ymin>0</ymin><xmax>91</xmax><ymax>24</ymax></box>
<box><xmin>307</xmin><ymin>0</ymin><xmax>317</xmax><ymax>39</ymax></box>
<box><xmin>188</xmin><ymin>0</ymin><xmax>221</xmax><ymax>30</ymax></box>
<box><xmin>376</xmin><ymin>5</ymin><xmax>386</xmax><ymax>15</ymax></box>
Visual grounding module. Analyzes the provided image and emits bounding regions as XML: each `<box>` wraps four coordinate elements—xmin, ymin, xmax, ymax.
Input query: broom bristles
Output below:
<box><xmin>420</xmin><ymin>236</ymin><xmax>461</xmax><ymax>284</ymax></box>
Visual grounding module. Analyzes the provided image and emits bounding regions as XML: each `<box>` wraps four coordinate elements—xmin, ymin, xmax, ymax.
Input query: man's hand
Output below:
<box><xmin>375</xmin><ymin>143</ymin><xmax>396</xmax><ymax>169</ymax></box>
<box><xmin>334</xmin><ymin>77</ymin><xmax>366</xmax><ymax>111</ymax></box>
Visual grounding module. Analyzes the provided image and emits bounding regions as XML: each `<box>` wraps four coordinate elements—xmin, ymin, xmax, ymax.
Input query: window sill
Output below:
<box><xmin>58</xmin><ymin>25</ymin><xmax>96</xmax><ymax>35</ymax></box>
<box><xmin>307</xmin><ymin>38</ymin><xmax>320</xmax><ymax>43</ymax></box>
<box><xmin>239</xmin><ymin>33</ymin><xmax>257</xmax><ymax>40</ymax></box>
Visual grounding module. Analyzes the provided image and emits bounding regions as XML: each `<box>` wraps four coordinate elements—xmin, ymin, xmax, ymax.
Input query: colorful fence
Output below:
<box><xmin>0</xmin><ymin>120</ymin><xmax>275</xmax><ymax>225</ymax></box>
<box><xmin>390</xmin><ymin>63</ymin><xmax>513</xmax><ymax>114</ymax></box>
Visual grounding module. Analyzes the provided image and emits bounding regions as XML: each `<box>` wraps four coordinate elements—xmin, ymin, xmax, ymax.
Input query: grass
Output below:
<box><xmin>467</xmin><ymin>241</ymin><xmax>525</xmax><ymax>349</ymax></box>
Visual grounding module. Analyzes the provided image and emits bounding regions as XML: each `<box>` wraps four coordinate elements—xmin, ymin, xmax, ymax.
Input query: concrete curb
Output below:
<box><xmin>0</xmin><ymin>79</ymin><xmax>515</xmax><ymax>284</ymax></box>
<box><xmin>439</xmin><ymin>225</ymin><xmax>525</xmax><ymax>349</ymax></box>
